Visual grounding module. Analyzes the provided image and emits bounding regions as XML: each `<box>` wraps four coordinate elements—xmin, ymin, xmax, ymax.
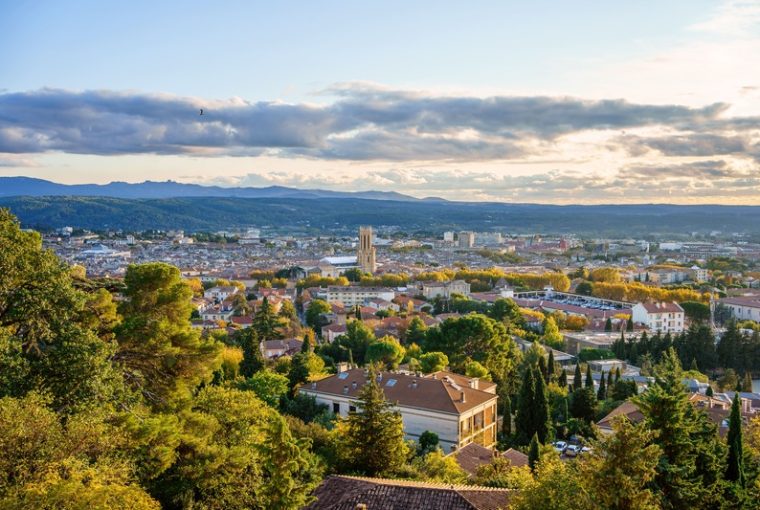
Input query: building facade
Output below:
<box><xmin>325</xmin><ymin>286</ymin><xmax>396</xmax><ymax>307</ymax></box>
<box><xmin>300</xmin><ymin>369</ymin><xmax>498</xmax><ymax>452</ymax></box>
<box><xmin>631</xmin><ymin>301</ymin><xmax>685</xmax><ymax>333</ymax></box>
<box><xmin>357</xmin><ymin>226</ymin><xmax>377</xmax><ymax>274</ymax></box>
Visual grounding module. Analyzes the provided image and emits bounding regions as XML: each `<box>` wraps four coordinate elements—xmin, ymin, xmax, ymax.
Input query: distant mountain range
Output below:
<box><xmin>0</xmin><ymin>176</ymin><xmax>438</xmax><ymax>202</ymax></box>
<box><xmin>1</xmin><ymin>193</ymin><xmax>759</xmax><ymax>237</ymax></box>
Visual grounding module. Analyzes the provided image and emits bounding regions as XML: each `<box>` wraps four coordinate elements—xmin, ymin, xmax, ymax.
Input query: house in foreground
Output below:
<box><xmin>300</xmin><ymin>369</ymin><xmax>498</xmax><ymax>451</ymax></box>
<box><xmin>305</xmin><ymin>475</ymin><xmax>513</xmax><ymax>510</ymax></box>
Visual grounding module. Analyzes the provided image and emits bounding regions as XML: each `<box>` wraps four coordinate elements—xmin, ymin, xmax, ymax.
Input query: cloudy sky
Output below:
<box><xmin>1</xmin><ymin>0</ymin><xmax>759</xmax><ymax>203</ymax></box>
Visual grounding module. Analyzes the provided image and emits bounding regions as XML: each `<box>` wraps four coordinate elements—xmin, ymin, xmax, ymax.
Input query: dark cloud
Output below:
<box><xmin>0</xmin><ymin>86</ymin><xmax>742</xmax><ymax>161</ymax></box>
<box><xmin>622</xmin><ymin>160</ymin><xmax>750</xmax><ymax>179</ymax></box>
<box><xmin>618</xmin><ymin>133</ymin><xmax>753</xmax><ymax>157</ymax></box>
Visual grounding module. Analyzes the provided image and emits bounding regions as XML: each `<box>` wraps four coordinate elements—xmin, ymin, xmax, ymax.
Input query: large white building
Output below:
<box><xmin>632</xmin><ymin>302</ymin><xmax>685</xmax><ymax>333</ymax></box>
<box><xmin>300</xmin><ymin>369</ymin><xmax>498</xmax><ymax>451</ymax></box>
<box><xmin>720</xmin><ymin>295</ymin><xmax>760</xmax><ymax>322</ymax></box>
<box><xmin>318</xmin><ymin>256</ymin><xmax>360</xmax><ymax>278</ymax></box>
<box><xmin>418</xmin><ymin>280</ymin><xmax>471</xmax><ymax>299</ymax></box>
<box><xmin>325</xmin><ymin>286</ymin><xmax>396</xmax><ymax>307</ymax></box>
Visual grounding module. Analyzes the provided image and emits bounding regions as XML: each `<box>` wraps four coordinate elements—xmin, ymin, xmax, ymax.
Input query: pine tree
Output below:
<box><xmin>706</xmin><ymin>385</ymin><xmax>714</xmax><ymax>397</ymax></box>
<box><xmin>573</xmin><ymin>364</ymin><xmax>583</xmax><ymax>391</ymax></box>
<box><xmin>528</xmin><ymin>433</ymin><xmax>541</xmax><ymax>473</ymax></box>
<box><xmin>585</xmin><ymin>364</ymin><xmax>594</xmax><ymax>389</ymax></box>
<box><xmin>252</xmin><ymin>297</ymin><xmax>284</xmax><ymax>341</ymax></box>
<box><xmin>597</xmin><ymin>370</ymin><xmax>607</xmax><ymax>400</ymax></box>
<box><xmin>342</xmin><ymin>367</ymin><xmax>410</xmax><ymax>476</ymax></box>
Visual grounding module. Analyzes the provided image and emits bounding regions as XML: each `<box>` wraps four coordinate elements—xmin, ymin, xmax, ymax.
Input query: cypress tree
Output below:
<box><xmin>627</xmin><ymin>316</ymin><xmax>634</xmax><ymax>331</ymax></box>
<box><xmin>605</xmin><ymin>317</ymin><xmax>613</xmax><ymax>332</ymax></box>
<box><xmin>597</xmin><ymin>370</ymin><xmax>607</xmax><ymax>400</ymax></box>
<box><xmin>558</xmin><ymin>368</ymin><xmax>567</xmax><ymax>388</ymax></box>
<box><xmin>528</xmin><ymin>433</ymin><xmax>541</xmax><ymax>473</ymax></box>
<box><xmin>237</xmin><ymin>327</ymin><xmax>265</xmax><ymax>378</ymax></box>
<box><xmin>515</xmin><ymin>366</ymin><xmax>537</xmax><ymax>445</ymax></box>
<box><xmin>742</xmin><ymin>372</ymin><xmax>753</xmax><ymax>393</ymax></box>
<box><xmin>706</xmin><ymin>385</ymin><xmax>713</xmax><ymax>397</ymax></box>
<box><xmin>538</xmin><ymin>355</ymin><xmax>548</xmax><ymax>382</ymax></box>
<box><xmin>533</xmin><ymin>366</ymin><xmax>552</xmax><ymax>443</ymax></box>
<box><xmin>690</xmin><ymin>358</ymin><xmax>699</xmax><ymax>372</ymax></box>
<box><xmin>585</xmin><ymin>364</ymin><xmax>594</xmax><ymax>389</ymax></box>
<box><xmin>607</xmin><ymin>369</ymin><xmax>614</xmax><ymax>388</ymax></box>
<box><xmin>502</xmin><ymin>395</ymin><xmax>512</xmax><ymax>436</ymax></box>
<box><xmin>615</xmin><ymin>366</ymin><xmax>621</xmax><ymax>382</ymax></box>
<box><xmin>547</xmin><ymin>350</ymin><xmax>555</xmax><ymax>380</ymax></box>
<box><xmin>573</xmin><ymin>364</ymin><xmax>583</xmax><ymax>391</ymax></box>
<box><xmin>725</xmin><ymin>393</ymin><xmax>745</xmax><ymax>487</ymax></box>
<box><xmin>562</xmin><ymin>397</ymin><xmax>569</xmax><ymax>423</ymax></box>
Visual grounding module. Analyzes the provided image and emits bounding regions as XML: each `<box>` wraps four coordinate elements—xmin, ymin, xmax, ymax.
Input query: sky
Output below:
<box><xmin>1</xmin><ymin>0</ymin><xmax>759</xmax><ymax>204</ymax></box>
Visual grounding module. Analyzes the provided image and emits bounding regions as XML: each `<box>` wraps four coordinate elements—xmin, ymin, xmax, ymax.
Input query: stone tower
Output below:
<box><xmin>357</xmin><ymin>226</ymin><xmax>376</xmax><ymax>274</ymax></box>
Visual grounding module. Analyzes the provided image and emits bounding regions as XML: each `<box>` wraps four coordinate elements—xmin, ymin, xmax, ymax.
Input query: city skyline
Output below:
<box><xmin>2</xmin><ymin>0</ymin><xmax>759</xmax><ymax>204</ymax></box>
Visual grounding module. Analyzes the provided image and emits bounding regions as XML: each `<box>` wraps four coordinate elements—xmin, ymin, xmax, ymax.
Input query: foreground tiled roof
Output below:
<box><xmin>304</xmin><ymin>475</ymin><xmax>514</xmax><ymax>510</ymax></box>
<box><xmin>454</xmin><ymin>443</ymin><xmax>529</xmax><ymax>476</ymax></box>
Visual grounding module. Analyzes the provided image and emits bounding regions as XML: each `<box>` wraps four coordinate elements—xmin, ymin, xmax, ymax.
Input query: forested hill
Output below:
<box><xmin>1</xmin><ymin>195</ymin><xmax>759</xmax><ymax>236</ymax></box>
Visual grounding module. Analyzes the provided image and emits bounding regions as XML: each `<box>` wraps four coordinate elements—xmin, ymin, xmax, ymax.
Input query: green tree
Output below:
<box><xmin>585</xmin><ymin>364</ymin><xmax>594</xmax><ymax>389</ymax></box>
<box><xmin>604</xmin><ymin>318</ymin><xmax>613</xmax><ymax>332</ymax></box>
<box><xmin>547</xmin><ymin>350</ymin><xmax>556</xmax><ymax>381</ymax></box>
<box><xmin>305</xmin><ymin>299</ymin><xmax>331</xmax><ymax>332</ymax></box>
<box><xmin>423</xmin><ymin>314</ymin><xmax>521</xmax><ymax>386</ymax></box>
<box><xmin>240</xmin><ymin>370</ymin><xmax>289</xmax><ymax>407</ymax></box>
<box><xmin>365</xmin><ymin>336</ymin><xmax>406</xmax><ymax>369</ymax></box>
<box><xmin>411</xmin><ymin>449</ymin><xmax>469</xmax><ymax>484</ymax></box>
<box><xmin>465</xmin><ymin>360</ymin><xmax>490</xmax><ymax>380</ymax></box>
<box><xmin>252</xmin><ymin>297</ymin><xmax>285</xmax><ymax>341</ymax></box>
<box><xmin>419</xmin><ymin>352</ymin><xmax>449</xmax><ymax>373</ymax></box>
<box><xmin>575</xmin><ymin>281</ymin><xmax>594</xmax><ymax>296</ymax></box>
<box><xmin>288</xmin><ymin>352</ymin><xmax>324</xmax><ymax>394</ymax></box>
<box><xmin>541</xmin><ymin>316</ymin><xmax>563</xmax><ymax>349</ymax></box>
<box><xmin>490</xmin><ymin>298</ymin><xmax>521</xmax><ymax>324</ymax></box>
<box><xmin>337</xmin><ymin>367</ymin><xmax>410</xmax><ymax>476</ymax></box>
<box><xmin>725</xmin><ymin>393</ymin><xmax>745</xmax><ymax>487</ymax></box>
<box><xmin>418</xmin><ymin>430</ymin><xmax>439</xmax><ymax>455</ymax></box>
<box><xmin>578</xmin><ymin>417</ymin><xmax>662</xmax><ymax>510</ymax></box>
<box><xmin>597</xmin><ymin>370</ymin><xmax>607</xmax><ymax>400</ymax></box>
<box><xmin>515</xmin><ymin>367</ymin><xmax>551</xmax><ymax>445</ymax></box>
<box><xmin>115</xmin><ymin>262</ymin><xmax>222</xmax><ymax>408</ymax></box>
<box><xmin>573</xmin><ymin>364</ymin><xmax>583</xmax><ymax>391</ymax></box>
<box><xmin>634</xmin><ymin>348</ymin><xmax>725</xmax><ymax>510</ymax></box>
<box><xmin>235</xmin><ymin>327</ymin><xmax>265</xmax><ymax>378</ymax></box>
<box><xmin>570</xmin><ymin>387</ymin><xmax>597</xmax><ymax>423</ymax></box>
<box><xmin>502</xmin><ymin>395</ymin><xmax>512</xmax><ymax>436</ymax></box>
<box><xmin>405</xmin><ymin>316</ymin><xmax>428</xmax><ymax>345</ymax></box>
<box><xmin>528</xmin><ymin>433</ymin><xmax>541</xmax><ymax>472</ymax></box>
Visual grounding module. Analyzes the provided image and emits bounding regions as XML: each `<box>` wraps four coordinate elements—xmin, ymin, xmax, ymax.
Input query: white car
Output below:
<box><xmin>552</xmin><ymin>441</ymin><xmax>568</xmax><ymax>453</ymax></box>
<box><xmin>564</xmin><ymin>444</ymin><xmax>582</xmax><ymax>457</ymax></box>
<box><xmin>580</xmin><ymin>446</ymin><xmax>592</xmax><ymax>455</ymax></box>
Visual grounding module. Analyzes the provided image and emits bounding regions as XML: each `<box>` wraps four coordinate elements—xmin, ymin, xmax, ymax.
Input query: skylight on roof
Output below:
<box><xmin>338</xmin><ymin>372</ymin><xmax>349</xmax><ymax>379</ymax></box>
<box><xmin>386</xmin><ymin>379</ymin><xmax>397</xmax><ymax>387</ymax></box>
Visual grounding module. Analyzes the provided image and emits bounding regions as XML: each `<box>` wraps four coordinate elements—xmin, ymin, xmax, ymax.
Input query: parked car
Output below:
<box><xmin>552</xmin><ymin>441</ymin><xmax>568</xmax><ymax>453</ymax></box>
<box><xmin>580</xmin><ymin>446</ymin><xmax>592</xmax><ymax>455</ymax></box>
<box><xmin>565</xmin><ymin>444</ymin><xmax>582</xmax><ymax>457</ymax></box>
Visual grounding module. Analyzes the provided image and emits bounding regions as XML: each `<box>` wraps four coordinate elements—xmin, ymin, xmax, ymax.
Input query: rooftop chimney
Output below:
<box><xmin>460</xmin><ymin>391</ymin><xmax>466</xmax><ymax>403</ymax></box>
<box><xmin>469</xmin><ymin>378</ymin><xmax>479</xmax><ymax>390</ymax></box>
<box><xmin>311</xmin><ymin>382</ymin><xmax>317</xmax><ymax>390</ymax></box>
<box><xmin>343</xmin><ymin>385</ymin><xmax>349</xmax><ymax>395</ymax></box>
<box><xmin>411</xmin><ymin>380</ymin><xmax>418</xmax><ymax>389</ymax></box>
<box><xmin>352</xmin><ymin>381</ymin><xmax>358</xmax><ymax>389</ymax></box>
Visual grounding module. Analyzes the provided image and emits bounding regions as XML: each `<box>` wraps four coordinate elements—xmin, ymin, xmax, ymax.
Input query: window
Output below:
<box><xmin>349</xmin><ymin>405</ymin><xmax>356</xmax><ymax>412</ymax></box>
<box><xmin>333</xmin><ymin>403</ymin><xmax>340</xmax><ymax>414</ymax></box>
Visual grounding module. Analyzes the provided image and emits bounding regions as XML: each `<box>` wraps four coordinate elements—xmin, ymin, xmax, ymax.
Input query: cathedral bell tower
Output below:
<box><xmin>357</xmin><ymin>226</ymin><xmax>376</xmax><ymax>274</ymax></box>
